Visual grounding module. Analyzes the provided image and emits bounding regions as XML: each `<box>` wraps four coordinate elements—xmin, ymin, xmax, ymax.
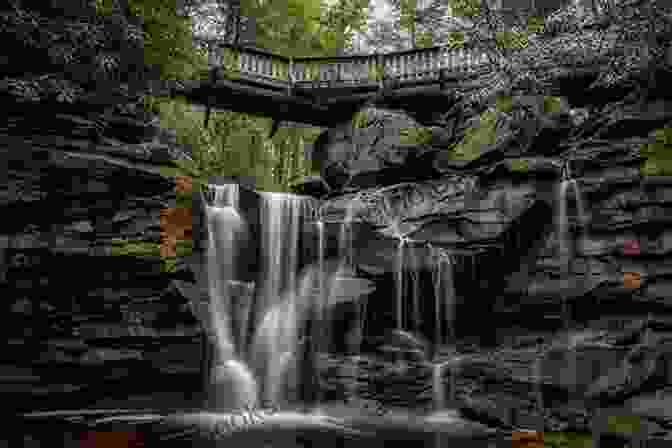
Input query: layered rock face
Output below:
<box><xmin>0</xmin><ymin>100</ymin><xmax>205</xmax><ymax>412</ymax></box>
<box><xmin>289</xmin><ymin>8</ymin><xmax>672</xmax><ymax>434</ymax></box>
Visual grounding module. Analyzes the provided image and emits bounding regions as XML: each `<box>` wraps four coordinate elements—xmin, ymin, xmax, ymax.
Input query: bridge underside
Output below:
<box><xmin>171</xmin><ymin>72</ymin><xmax>470</xmax><ymax>127</ymax></box>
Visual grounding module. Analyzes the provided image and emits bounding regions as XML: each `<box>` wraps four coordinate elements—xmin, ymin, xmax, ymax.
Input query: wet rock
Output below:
<box><xmin>289</xmin><ymin>175</ymin><xmax>332</xmax><ymax>198</ymax></box>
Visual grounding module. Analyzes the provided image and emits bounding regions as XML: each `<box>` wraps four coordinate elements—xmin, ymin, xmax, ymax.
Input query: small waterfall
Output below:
<box><xmin>316</xmin><ymin>219</ymin><xmax>327</xmax><ymax>350</ymax></box>
<box><xmin>203</xmin><ymin>183</ymin><xmax>258</xmax><ymax>411</ymax></box>
<box><xmin>555</xmin><ymin>161</ymin><xmax>591</xmax><ymax>414</ymax></box>
<box><xmin>557</xmin><ymin>161</ymin><xmax>588</xmax><ymax>329</ymax></box>
<box><xmin>430</xmin><ymin>246</ymin><xmax>456</xmax><ymax>346</ymax></box>
<box><xmin>253</xmin><ymin>192</ymin><xmax>316</xmax><ymax>407</ymax></box>
<box><xmin>396</xmin><ymin>238</ymin><xmax>405</xmax><ymax>330</ymax></box>
<box><xmin>533</xmin><ymin>348</ymin><xmax>545</xmax><ymax>418</ymax></box>
<box><xmin>331</xmin><ymin>198</ymin><xmax>361</xmax><ymax>402</ymax></box>
<box><xmin>433</xmin><ymin>358</ymin><xmax>460</xmax><ymax>411</ymax></box>
<box><xmin>408</xmin><ymin>245</ymin><xmax>422</xmax><ymax>333</ymax></box>
<box><xmin>433</xmin><ymin>363</ymin><xmax>446</xmax><ymax>410</ymax></box>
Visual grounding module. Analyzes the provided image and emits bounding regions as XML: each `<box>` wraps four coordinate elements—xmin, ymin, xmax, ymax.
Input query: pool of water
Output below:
<box><xmin>17</xmin><ymin>404</ymin><xmax>511</xmax><ymax>448</ymax></box>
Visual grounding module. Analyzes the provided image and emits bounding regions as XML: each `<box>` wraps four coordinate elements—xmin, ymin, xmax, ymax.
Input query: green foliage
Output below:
<box><xmin>495</xmin><ymin>95</ymin><xmax>514</xmax><ymax>113</ymax></box>
<box><xmin>446</xmin><ymin>0</ymin><xmax>480</xmax><ymax>18</ymax></box>
<box><xmin>306</xmin><ymin>61</ymin><xmax>321</xmax><ymax>81</ymax></box>
<box><xmin>606</xmin><ymin>415</ymin><xmax>643</xmax><ymax>435</ymax></box>
<box><xmin>495</xmin><ymin>30</ymin><xmax>529</xmax><ymax>50</ymax></box>
<box><xmin>97</xmin><ymin>0</ymin><xmax>208</xmax><ymax>80</ymax></box>
<box><xmin>399</xmin><ymin>126</ymin><xmax>433</xmax><ymax>145</ymax></box>
<box><xmin>448</xmin><ymin>109</ymin><xmax>498</xmax><ymax>161</ymax></box>
<box><xmin>509</xmin><ymin>158</ymin><xmax>529</xmax><ymax>172</ymax></box>
<box><xmin>415</xmin><ymin>30</ymin><xmax>434</xmax><ymax>49</ymax></box>
<box><xmin>641</xmin><ymin>127</ymin><xmax>672</xmax><ymax>176</ymax></box>
<box><xmin>543</xmin><ymin>96</ymin><xmax>564</xmax><ymax>114</ymax></box>
<box><xmin>352</xmin><ymin>109</ymin><xmax>369</xmax><ymax>129</ymax></box>
<box><xmin>318</xmin><ymin>0</ymin><xmax>370</xmax><ymax>55</ymax></box>
<box><xmin>109</xmin><ymin>239</ymin><xmax>162</xmax><ymax>258</ymax></box>
<box><xmin>445</xmin><ymin>32</ymin><xmax>466</xmax><ymax>49</ymax></box>
<box><xmin>368</xmin><ymin>61</ymin><xmax>387</xmax><ymax>81</ymax></box>
<box><xmin>108</xmin><ymin>237</ymin><xmax>192</xmax><ymax>273</ymax></box>
<box><xmin>543</xmin><ymin>432</ymin><xmax>593</xmax><ymax>448</ymax></box>
<box><xmin>397</xmin><ymin>0</ymin><xmax>418</xmax><ymax>44</ymax></box>
<box><xmin>222</xmin><ymin>47</ymin><xmax>242</xmax><ymax>73</ymax></box>
<box><xmin>527</xmin><ymin>16</ymin><xmax>546</xmax><ymax>35</ymax></box>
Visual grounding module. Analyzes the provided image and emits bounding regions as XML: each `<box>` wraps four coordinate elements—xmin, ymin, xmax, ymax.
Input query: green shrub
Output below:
<box><xmin>399</xmin><ymin>126</ymin><xmax>433</xmax><ymax>145</ymax></box>
<box><xmin>641</xmin><ymin>127</ymin><xmax>672</xmax><ymax>176</ymax></box>
<box><xmin>543</xmin><ymin>432</ymin><xmax>593</xmax><ymax>448</ymax></box>
<box><xmin>527</xmin><ymin>16</ymin><xmax>546</xmax><ymax>34</ymax></box>
<box><xmin>509</xmin><ymin>158</ymin><xmax>529</xmax><ymax>172</ymax></box>
<box><xmin>447</xmin><ymin>109</ymin><xmax>498</xmax><ymax>161</ymax></box>
<box><xmin>353</xmin><ymin>109</ymin><xmax>369</xmax><ymax>129</ymax></box>
<box><xmin>495</xmin><ymin>95</ymin><xmax>514</xmax><ymax>113</ymax></box>
<box><xmin>606</xmin><ymin>415</ymin><xmax>642</xmax><ymax>435</ymax></box>
<box><xmin>543</xmin><ymin>96</ymin><xmax>565</xmax><ymax>114</ymax></box>
<box><xmin>445</xmin><ymin>32</ymin><xmax>466</xmax><ymax>49</ymax></box>
<box><xmin>108</xmin><ymin>238</ymin><xmax>192</xmax><ymax>273</ymax></box>
<box><xmin>495</xmin><ymin>30</ymin><xmax>529</xmax><ymax>50</ymax></box>
<box><xmin>110</xmin><ymin>239</ymin><xmax>162</xmax><ymax>258</ymax></box>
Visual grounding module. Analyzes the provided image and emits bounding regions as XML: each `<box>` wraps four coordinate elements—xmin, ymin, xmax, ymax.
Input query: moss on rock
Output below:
<box><xmin>509</xmin><ymin>158</ymin><xmax>530</xmax><ymax>172</ymax></box>
<box><xmin>108</xmin><ymin>237</ymin><xmax>192</xmax><ymax>273</ymax></box>
<box><xmin>447</xmin><ymin>109</ymin><xmax>499</xmax><ymax>162</ymax></box>
<box><xmin>542</xmin><ymin>432</ymin><xmax>593</xmax><ymax>448</ymax></box>
<box><xmin>109</xmin><ymin>239</ymin><xmax>162</xmax><ymax>258</ymax></box>
<box><xmin>641</xmin><ymin>126</ymin><xmax>672</xmax><ymax>176</ymax></box>
<box><xmin>399</xmin><ymin>126</ymin><xmax>433</xmax><ymax>146</ymax></box>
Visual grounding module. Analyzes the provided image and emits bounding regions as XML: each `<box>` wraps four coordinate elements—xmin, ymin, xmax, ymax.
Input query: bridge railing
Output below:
<box><xmin>193</xmin><ymin>37</ymin><xmax>499</xmax><ymax>88</ymax></box>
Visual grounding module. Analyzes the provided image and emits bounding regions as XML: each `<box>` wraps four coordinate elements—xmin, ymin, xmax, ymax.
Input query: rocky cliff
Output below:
<box><xmin>0</xmin><ymin>98</ymin><xmax>206</xmax><ymax>413</ymax></box>
<box><xmin>287</xmin><ymin>1</ymin><xmax>672</xmax><ymax>436</ymax></box>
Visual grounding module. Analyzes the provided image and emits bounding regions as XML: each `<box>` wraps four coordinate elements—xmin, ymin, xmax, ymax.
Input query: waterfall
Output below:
<box><xmin>330</xmin><ymin>198</ymin><xmax>361</xmax><ymax>402</ymax></box>
<box><xmin>396</xmin><ymin>238</ymin><xmax>405</xmax><ymax>330</ymax></box>
<box><xmin>533</xmin><ymin>348</ymin><xmax>545</xmax><ymax>418</ymax></box>
<box><xmin>203</xmin><ymin>184</ymin><xmax>327</xmax><ymax>412</ymax></box>
<box><xmin>317</xmin><ymin>220</ymin><xmax>326</xmax><ymax>350</ymax></box>
<box><xmin>253</xmin><ymin>192</ymin><xmax>316</xmax><ymax>407</ymax></box>
<box><xmin>433</xmin><ymin>363</ymin><xmax>446</xmax><ymax>410</ymax></box>
<box><xmin>203</xmin><ymin>183</ymin><xmax>259</xmax><ymax>411</ymax></box>
<box><xmin>430</xmin><ymin>246</ymin><xmax>455</xmax><ymax>346</ymax></box>
<box><xmin>408</xmin><ymin>246</ymin><xmax>422</xmax><ymax>333</ymax></box>
<box><xmin>557</xmin><ymin>161</ymin><xmax>589</xmax><ymax>322</ymax></box>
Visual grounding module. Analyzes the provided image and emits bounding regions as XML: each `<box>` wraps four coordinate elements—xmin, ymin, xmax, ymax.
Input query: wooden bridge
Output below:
<box><xmin>170</xmin><ymin>38</ymin><xmax>502</xmax><ymax>127</ymax></box>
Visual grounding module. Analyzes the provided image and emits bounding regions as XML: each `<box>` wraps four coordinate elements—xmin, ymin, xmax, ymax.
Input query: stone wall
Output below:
<box><xmin>0</xmin><ymin>100</ymin><xmax>205</xmax><ymax>412</ymax></box>
<box><xmin>294</xmin><ymin>28</ymin><xmax>672</xmax><ymax>430</ymax></box>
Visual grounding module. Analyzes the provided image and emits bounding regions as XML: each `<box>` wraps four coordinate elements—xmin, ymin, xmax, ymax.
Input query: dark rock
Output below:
<box><xmin>289</xmin><ymin>175</ymin><xmax>332</xmax><ymax>198</ymax></box>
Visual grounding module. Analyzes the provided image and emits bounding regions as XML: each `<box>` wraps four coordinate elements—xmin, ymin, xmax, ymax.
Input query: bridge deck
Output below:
<box><xmin>169</xmin><ymin>39</ymin><xmax>498</xmax><ymax>126</ymax></box>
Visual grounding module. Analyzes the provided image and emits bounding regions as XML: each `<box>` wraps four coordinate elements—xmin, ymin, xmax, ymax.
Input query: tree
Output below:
<box><xmin>166</xmin><ymin>0</ymin><xmax>370</xmax><ymax>193</ymax></box>
<box><xmin>318</xmin><ymin>0</ymin><xmax>370</xmax><ymax>55</ymax></box>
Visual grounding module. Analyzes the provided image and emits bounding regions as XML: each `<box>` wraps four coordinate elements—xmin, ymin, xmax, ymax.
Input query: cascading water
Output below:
<box><xmin>329</xmin><ymin>197</ymin><xmax>361</xmax><ymax>402</ymax></box>
<box><xmin>203</xmin><ymin>183</ymin><xmax>259</xmax><ymax>411</ymax></box>
<box><xmin>428</xmin><ymin>245</ymin><xmax>459</xmax><ymax>412</ymax></box>
<box><xmin>396</xmin><ymin>238</ymin><xmax>406</xmax><ymax>331</ymax></box>
<box><xmin>433</xmin><ymin>363</ymin><xmax>446</xmax><ymax>410</ymax></box>
<box><xmin>533</xmin><ymin>346</ymin><xmax>545</xmax><ymax>420</ymax></box>
<box><xmin>556</xmin><ymin>160</ymin><xmax>588</xmax><ymax>329</ymax></box>
<box><xmin>430</xmin><ymin>246</ymin><xmax>456</xmax><ymax>347</ymax></box>
<box><xmin>408</xmin><ymin>245</ymin><xmax>422</xmax><ymax>333</ymax></box>
<box><xmin>204</xmin><ymin>184</ymin><xmax>321</xmax><ymax>411</ymax></box>
<box><xmin>555</xmin><ymin>160</ymin><xmax>589</xmax><ymax>415</ymax></box>
<box><xmin>252</xmin><ymin>192</ymin><xmax>317</xmax><ymax>407</ymax></box>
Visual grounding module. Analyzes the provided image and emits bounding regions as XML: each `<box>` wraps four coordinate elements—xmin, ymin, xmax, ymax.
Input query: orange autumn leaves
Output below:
<box><xmin>512</xmin><ymin>431</ymin><xmax>544</xmax><ymax>448</ymax></box>
<box><xmin>160</xmin><ymin>175</ymin><xmax>194</xmax><ymax>258</ymax></box>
